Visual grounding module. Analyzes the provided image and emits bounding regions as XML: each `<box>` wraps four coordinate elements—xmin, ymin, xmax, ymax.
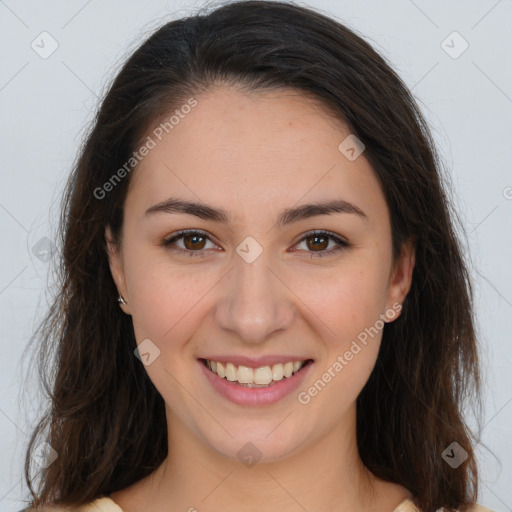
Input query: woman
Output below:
<box><xmin>23</xmin><ymin>1</ymin><xmax>493</xmax><ymax>511</ymax></box>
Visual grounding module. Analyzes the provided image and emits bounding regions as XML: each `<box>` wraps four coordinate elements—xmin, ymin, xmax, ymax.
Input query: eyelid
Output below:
<box><xmin>162</xmin><ymin>229</ymin><xmax>220</xmax><ymax>256</ymax></box>
<box><xmin>292</xmin><ymin>229</ymin><xmax>348</xmax><ymax>248</ymax></box>
<box><xmin>162</xmin><ymin>228</ymin><xmax>349</xmax><ymax>257</ymax></box>
<box><xmin>290</xmin><ymin>229</ymin><xmax>349</xmax><ymax>258</ymax></box>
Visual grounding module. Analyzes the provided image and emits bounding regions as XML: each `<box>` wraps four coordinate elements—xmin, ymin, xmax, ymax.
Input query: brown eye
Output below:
<box><xmin>294</xmin><ymin>230</ymin><xmax>349</xmax><ymax>257</ymax></box>
<box><xmin>182</xmin><ymin>233</ymin><xmax>207</xmax><ymax>250</ymax></box>
<box><xmin>163</xmin><ymin>230</ymin><xmax>217</xmax><ymax>257</ymax></box>
<box><xmin>305</xmin><ymin>233</ymin><xmax>329</xmax><ymax>251</ymax></box>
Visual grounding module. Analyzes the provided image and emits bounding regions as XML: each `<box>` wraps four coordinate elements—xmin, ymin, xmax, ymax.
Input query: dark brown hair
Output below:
<box><xmin>23</xmin><ymin>2</ymin><xmax>484</xmax><ymax>511</ymax></box>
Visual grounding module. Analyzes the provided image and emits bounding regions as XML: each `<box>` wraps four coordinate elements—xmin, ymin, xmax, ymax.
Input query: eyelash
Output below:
<box><xmin>162</xmin><ymin>229</ymin><xmax>349</xmax><ymax>258</ymax></box>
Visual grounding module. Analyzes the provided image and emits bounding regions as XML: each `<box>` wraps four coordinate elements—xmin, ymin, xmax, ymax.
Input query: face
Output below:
<box><xmin>107</xmin><ymin>85</ymin><xmax>414</xmax><ymax>464</ymax></box>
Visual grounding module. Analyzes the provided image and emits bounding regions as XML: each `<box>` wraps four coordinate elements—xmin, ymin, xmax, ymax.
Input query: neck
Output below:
<box><xmin>123</xmin><ymin>404</ymin><xmax>410</xmax><ymax>512</ymax></box>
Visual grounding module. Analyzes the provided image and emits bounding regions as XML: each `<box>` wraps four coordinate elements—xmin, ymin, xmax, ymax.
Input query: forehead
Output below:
<box><xmin>126</xmin><ymin>85</ymin><xmax>388</xmax><ymax>225</ymax></box>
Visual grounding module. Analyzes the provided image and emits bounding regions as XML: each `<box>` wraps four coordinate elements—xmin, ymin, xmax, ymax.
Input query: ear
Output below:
<box><xmin>105</xmin><ymin>225</ymin><xmax>131</xmax><ymax>315</ymax></box>
<box><xmin>384</xmin><ymin>238</ymin><xmax>415</xmax><ymax>322</ymax></box>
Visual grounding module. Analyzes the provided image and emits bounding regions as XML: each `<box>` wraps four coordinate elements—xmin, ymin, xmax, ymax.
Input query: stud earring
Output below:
<box><xmin>117</xmin><ymin>295</ymin><xmax>127</xmax><ymax>305</ymax></box>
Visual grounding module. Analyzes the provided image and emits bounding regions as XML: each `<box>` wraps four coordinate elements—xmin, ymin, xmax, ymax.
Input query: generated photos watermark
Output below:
<box><xmin>93</xmin><ymin>97</ymin><xmax>198</xmax><ymax>200</ymax></box>
<box><xmin>297</xmin><ymin>302</ymin><xmax>402</xmax><ymax>405</ymax></box>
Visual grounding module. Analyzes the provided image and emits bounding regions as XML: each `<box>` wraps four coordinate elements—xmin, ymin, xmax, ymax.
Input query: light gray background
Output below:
<box><xmin>1</xmin><ymin>0</ymin><xmax>511</xmax><ymax>510</ymax></box>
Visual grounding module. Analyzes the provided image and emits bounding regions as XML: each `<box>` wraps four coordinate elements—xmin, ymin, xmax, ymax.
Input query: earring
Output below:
<box><xmin>117</xmin><ymin>294</ymin><xmax>127</xmax><ymax>305</ymax></box>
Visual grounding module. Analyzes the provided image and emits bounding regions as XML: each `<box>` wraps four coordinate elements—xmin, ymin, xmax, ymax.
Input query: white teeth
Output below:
<box><xmin>204</xmin><ymin>359</ymin><xmax>308</xmax><ymax>385</ymax></box>
<box><xmin>237</xmin><ymin>365</ymin><xmax>253</xmax><ymax>384</ymax></box>
<box><xmin>226</xmin><ymin>363</ymin><xmax>237</xmax><ymax>382</ymax></box>
<box><xmin>254</xmin><ymin>366</ymin><xmax>273</xmax><ymax>385</ymax></box>
<box><xmin>272</xmin><ymin>363</ymin><xmax>284</xmax><ymax>381</ymax></box>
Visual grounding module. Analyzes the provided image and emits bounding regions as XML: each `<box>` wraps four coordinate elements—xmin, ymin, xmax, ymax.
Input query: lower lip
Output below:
<box><xmin>198</xmin><ymin>359</ymin><xmax>314</xmax><ymax>406</ymax></box>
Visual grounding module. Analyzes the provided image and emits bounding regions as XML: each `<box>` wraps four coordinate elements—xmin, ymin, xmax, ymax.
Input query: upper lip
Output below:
<box><xmin>199</xmin><ymin>355</ymin><xmax>313</xmax><ymax>369</ymax></box>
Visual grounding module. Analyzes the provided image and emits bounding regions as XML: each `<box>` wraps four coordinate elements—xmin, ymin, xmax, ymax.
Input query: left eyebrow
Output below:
<box><xmin>144</xmin><ymin>197</ymin><xmax>368</xmax><ymax>226</ymax></box>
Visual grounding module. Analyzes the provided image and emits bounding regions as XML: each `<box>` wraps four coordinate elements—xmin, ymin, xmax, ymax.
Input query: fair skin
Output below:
<box><xmin>106</xmin><ymin>85</ymin><xmax>415</xmax><ymax>512</ymax></box>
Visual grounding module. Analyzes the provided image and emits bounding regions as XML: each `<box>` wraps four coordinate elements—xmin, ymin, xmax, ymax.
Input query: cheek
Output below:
<box><xmin>122</xmin><ymin>241</ymin><xmax>231</xmax><ymax>364</ymax></box>
<box><xmin>126</xmin><ymin>256</ymin><xmax>172</xmax><ymax>340</ymax></box>
<box><xmin>122</xmin><ymin>251</ymin><xmax>214</xmax><ymax>411</ymax></box>
<box><xmin>297</xmin><ymin>258</ymin><xmax>389</xmax><ymax>399</ymax></box>
<box><xmin>127</xmin><ymin>262</ymin><xmax>211</xmax><ymax>341</ymax></box>
<box><xmin>305</xmin><ymin>264</ymin><xmax>389</xmax><ymax>343</ymax></box>
<box><xmin>298</xmin><ymin>271</ymin><xmax>386</xmax><ymax>413</ymax></box>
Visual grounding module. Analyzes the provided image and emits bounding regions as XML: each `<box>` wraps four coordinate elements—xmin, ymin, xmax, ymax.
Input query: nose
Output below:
<box><xmin>213</xmin><ymin>250</ymin><xmax>295</xmax><ymax>344</ymax></box>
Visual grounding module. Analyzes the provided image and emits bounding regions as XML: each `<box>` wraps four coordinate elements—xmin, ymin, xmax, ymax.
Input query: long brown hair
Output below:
<box><xmin>23</xmin><ymin>2</ymin><xmax>484</xmax><ymax>511</ymax></box>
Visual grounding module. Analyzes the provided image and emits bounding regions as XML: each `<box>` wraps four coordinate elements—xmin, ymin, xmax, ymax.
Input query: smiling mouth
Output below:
<box><xmin>199</xmin><ymin>358</ymin><xmax>314</xmax><ymax>387</ymax></box>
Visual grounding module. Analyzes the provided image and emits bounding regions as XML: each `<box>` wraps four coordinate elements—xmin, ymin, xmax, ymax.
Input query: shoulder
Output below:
<box><xmin>23</xmin><ymin>497</ymin><xmax>124</xmax><ymax>512</ymax></box>
<box><xmin>461</xmin><ymin>504</ymin><xmax>495</xmax><ymax>512</ymax></box>
<box><xmin>396</xmin><ymin>499</ymin><xmax>496</xmax><ymax>512</ymax></box>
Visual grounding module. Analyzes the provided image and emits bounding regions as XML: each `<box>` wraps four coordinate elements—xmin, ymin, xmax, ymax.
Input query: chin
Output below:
<box><xmin>197</xmin><ymin>420</ymin><xmax>313</xmax><ymax>466</ymax></box>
